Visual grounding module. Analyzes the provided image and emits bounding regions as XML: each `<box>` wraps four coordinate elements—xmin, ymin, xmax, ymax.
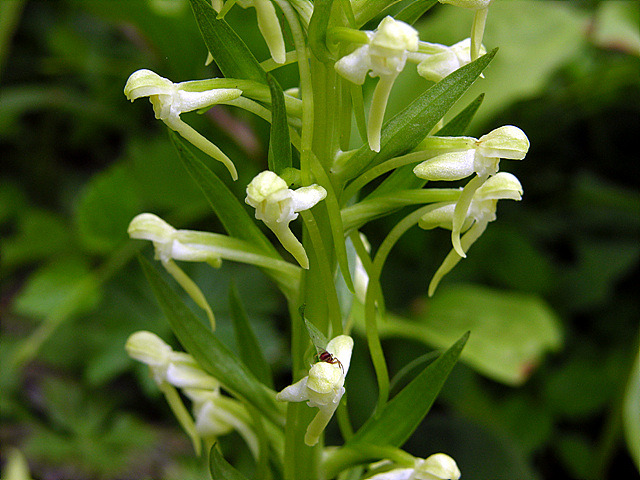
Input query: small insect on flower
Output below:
<box><xmin>317</xmin><ymin>350</ymin><xmax>344</xmax><ymax>373</ymax></box>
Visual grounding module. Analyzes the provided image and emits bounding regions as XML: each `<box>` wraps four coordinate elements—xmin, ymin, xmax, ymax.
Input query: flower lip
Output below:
<box><xmin>477</xmin><ymin>125</ymin><xmax>530</xmax><ymax>160</ymax></box>
<box><xmin>124</xmin><ymin>69</ymin><xmax>173</xmax><ymax>100</ymax></box>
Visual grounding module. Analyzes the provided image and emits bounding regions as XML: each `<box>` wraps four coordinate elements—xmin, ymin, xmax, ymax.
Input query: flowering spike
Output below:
<box><xmin>245</xmin><ymin>171</ymin><xmax>327</xmax><ymax>269</ymax></box>
<box><xmin>124</xmin><ymin>69</ymin><xmax>241</xmax><ymax>180</ymax></box>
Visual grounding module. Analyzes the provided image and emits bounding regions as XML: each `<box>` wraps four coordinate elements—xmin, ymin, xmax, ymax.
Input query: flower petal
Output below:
<box><xmin>413</xmin><ymin>150</ymin><xmax>476</xmax><ymax>181</ymax></box>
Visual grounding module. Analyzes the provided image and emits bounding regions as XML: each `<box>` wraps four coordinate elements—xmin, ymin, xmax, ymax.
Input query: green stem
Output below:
<box><xmin>341</xmin><ymin>188</ymin><xmax>462</xmax><ymax>231</ymax></box>
<box><xmin>276</xmin><ymin>0</ymin><xmax>314</xmax><ymax>185</ymax></box>
<box><xmin>366</xmin><ymin>204</ymin><xmax>441</xmax><ymax>411</ymax></box>
<box><xmin>341</xmin><ymin>150</ymin><xmax>435</xmax><ymax>204</ymax></box>
<box><xmin>300</xmin><ymin>210</ymin><xmax>343</xmax><ymax>336</ymax></box>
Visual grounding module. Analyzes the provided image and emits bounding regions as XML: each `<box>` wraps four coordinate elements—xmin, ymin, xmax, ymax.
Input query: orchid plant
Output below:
<box><xmin>123</xmin><ymin>0</ymin><xmax>530</xmax><ymax>478</ymax></box>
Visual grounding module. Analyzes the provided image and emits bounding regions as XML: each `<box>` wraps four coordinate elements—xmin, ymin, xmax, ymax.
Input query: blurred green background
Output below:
<box><xmin>1</xmin><ymin>1</ymin><xmax>639</xmax><ymax>479</ymax></box>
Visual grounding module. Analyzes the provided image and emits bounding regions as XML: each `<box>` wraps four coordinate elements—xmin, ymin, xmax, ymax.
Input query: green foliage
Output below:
<box><xmin>209</xmin><ymin>444</ymin><xmax>252</xmax><ymax>480</ymax></box>
<box><xmin>350</xmin><ymin>332</ymin><xmax>468</xmax><ymax>448</ymax></box>
<box><xmin>139</xmin><ymin>255</ymin><xmax>284</xmax><ymax>427</ymax></box>
<box><xmin>376</xmin><ymin>285</ymin><xmax>562</xmax><ymax>385</ymax></box>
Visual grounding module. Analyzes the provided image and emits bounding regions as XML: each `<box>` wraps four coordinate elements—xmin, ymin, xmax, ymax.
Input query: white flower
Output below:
<box><xmin>437</xmin><ymin>0</ymin><xmax>494</xmax><ymax>61</ymax></box>
<box><xmin>124</xmin><ymin>69</ymin><xmax>242</xmax><ymax>179</ymax></box>
<box><xmin>416</xmin><ymin>38</ymin><xmax>485</xmax><ymax>83</ymax></box>
<box><xmin>246</xmin><ymin>171</ymin><xmax>327</xmax><ymax>269</ymax></box>
<box><xmin>184</xmin><ymin>388</ymin><xmax>260</xmax><ymax>457</ymax></box>
<box><xmin>420</xmin><ymin>173</ymin><xmax>523</xmax><ymax>295</ymax></box>
<box><xmin>335</xmin><ymin>16</ymin><xmax>419</xmax><ymax>84</ymax></box>
<box><xmin>413</xmin><ymin>126</ymin><xmax>529</xmax><ymax>181</ymax></box>
<box><xmin>368</xmin><ymin>453</ymin><xmax>461</xmax><ymax>480</ymax></box>
<box><xmin>126</xmin><ymin>331</ymin><xmax>219</xmax><ymax>390</ymax></box>
<box><xmin>335</xmin><ymin>16</ymin><xmax>419</xmax><ymax>152</ymax></box>
<box><xmin>128</xmin><ymin>213</ymin><xmax>218</xmax><ymax>328</ymax></box>
<box><xmin>276</xmin><ymin>335</ymin><xmax>353</xmax><ymax>446</ymax></box>
<box><xmin>414</xmin><ymin>126</ymin><xmax>529</xmax><ymax>257</ymax></box>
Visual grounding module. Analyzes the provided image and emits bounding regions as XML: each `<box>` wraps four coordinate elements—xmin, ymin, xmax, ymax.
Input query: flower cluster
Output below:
<box><xmin>120</xmin><ymin>0</ymin><xmax>530</xmax><ymax>477</ymax></box>
<box><xmin>334</xmin><ymin>15</ymin><xmax>486</xmax><ymax>153</ymax></box>
<box><xmin>412</xmin><ymin>125</ymin><xmax>529</xmax><ymax>294</ymax></box>
<box><xmin>125</xmin><ymin>331</ymin><xmax>257</xmax><ymax>456</ymax></box>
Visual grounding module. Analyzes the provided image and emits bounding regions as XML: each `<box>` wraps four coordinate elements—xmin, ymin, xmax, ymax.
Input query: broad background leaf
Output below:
<box><xmin>372</xmin><ymin>284</ymin><xmax>562</xmax><ymax>385</ymax></box>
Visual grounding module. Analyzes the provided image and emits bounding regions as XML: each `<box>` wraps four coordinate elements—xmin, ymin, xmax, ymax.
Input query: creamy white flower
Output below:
<box><xmin>128</xmin><ymin>213</ymin><xmax>218</xmax><ymax>328</ymax></box>
<box><xmin>368</xmin><ymin>453</ymin><xmax>461</xmax><ymax>480</ymax></box>
<box><xmin>246</xmin><ymin>171</ymin><xmax>327</xmax><ymax>269</ymax></box>
<box><xmin>335</xmin><ymin>16</ymin><xmax>419</xmax><ymax>84</ymax></box>
<box><xmin>416</xmin><ymin>38</ymin><xmax>485</xmax><ymax>83</ymax></box>
<box><xmin>420</xmin><ymin>173</ymin><xmax>523</xmax><ymax>295</ymax></box>
<box><xmin>124</xmin><ymin>69</ymin><xmax>241</xmax><ymax>179</ymax></box>
<box><xmin>126</xmin><ymin>331</ymin><xmax>219</xmax><ymax>390</ymax></box>
<box><xmin>335</xmin><ymin>16</ymin><xmax>419</xmax><ymax>152</ymax></box>
<box><xmin>413</xmin><ymin>126</ymin><xmax>529</xmax><ymax>182</ymax></box>
<box><xmin>438</xmin><ymin>0</ymin><xmax>494</xmax><ymax>60</ymax></box>
<box><xmin>184</xmin><ymin>388</ymin><xmax>260</xmax><ymax>457</ymax></box>
<box><xmin>419</xmin><ymin>172</ymin><xmax>522</xmax><ymax>231</ymax></box>
<box><xmin>276</xmin><ymin>335</ymin><xmax>353</xmax><ymax>446</ymax></box>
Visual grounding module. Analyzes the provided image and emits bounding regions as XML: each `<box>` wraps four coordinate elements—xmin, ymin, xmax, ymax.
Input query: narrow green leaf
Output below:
<box><xmin>139</xmin><ymin>256</ymin><xmax>283</xmax><ymax>427</ymax></box>
<box><xmin>170</xmin><ymin>132</ymin><xmax>276</xmax><ymax>256</ymax></box>
<box><xmin>348</xmin><ymin>332</ymin><xmax>469</xmax><ymax>447</ymax></box>
<box><xmin>308</xmin><ymin>0</ymin><xmax>336</xmax><ymax>63</ymax></box>
<box><xmin>334</xmin><ymin>49</ymin><xmax>497</xmax><ymax>181</ymax></box>
<box><xmin>266</xmin><ymin>73</ymin><xmax>292</xmax><ymax>175</ymax></box>
<box><xmin>436</xmin><ymin>92</ymin><xmax>485</xmax><ymax>136</ymax></box>
<box><xmin>209</xmin><ymin>444</ymin><xmax>251</xmax><ymax>480</ymax></box>
<box><xmin>366</xmin><ymin>93</ymin><xmax>485</xmax><ymax>200</ymax></box>
<box><xmin>229</xmin><ymin>282</ymin><xmax>274</xmax><ymax>389</ymax></box>
<box><xmin>187</xmin><ymin>0</ymin><xmax>266</xmax><ymax>83</ymax></box>
<box><xmin>394</xmin><ymin>0</ymin><xmax>439</xmax><ymax>25</ymax></box>
<box><xmin>309</xmin><ymin>154</ymin><xmax>355</xmax><ymax>292</ymax></box>
<box><xmin>388</xmin><ymin>351</ymin><xmax>439</xmax><ymax>398</ymax></box>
